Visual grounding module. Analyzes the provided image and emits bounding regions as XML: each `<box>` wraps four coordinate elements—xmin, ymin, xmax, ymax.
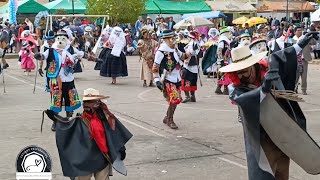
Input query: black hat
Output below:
<box><xmin>45</xmin><ymin>30</ymin><xmax>55</xmax><ymax>40</ymax></box>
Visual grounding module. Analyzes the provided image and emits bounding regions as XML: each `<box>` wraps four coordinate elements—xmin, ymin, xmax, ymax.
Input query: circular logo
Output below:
<box><xmin>16</xmin><ymin>145</ymin><xmax>52</xmax><ymax>173</ymax></box>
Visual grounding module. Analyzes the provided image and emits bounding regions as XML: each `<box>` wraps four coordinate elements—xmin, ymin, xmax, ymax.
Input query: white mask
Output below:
<box><xmin>240</xmin><ymin>37</ymin><xmax>251</xmax><ymax>46</ymax></box>
<box><xmin>250</xmin><ymin>42</ymin><xmax>267</xmax><ymax>55</ymax></box>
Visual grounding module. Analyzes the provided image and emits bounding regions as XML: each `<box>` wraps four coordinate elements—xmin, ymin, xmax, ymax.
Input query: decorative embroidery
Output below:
<box><xmin>69</xmin><ymin>88</ymin><xmax>80</xmax><ymax>107</ymax></box>
<box><xmin>63</xmin><ymin>57</ymin><xmax>75</xmax><ymax>76</ymax></box>
<box><xmin>185</xmin><ymin>81</ymin><xmax>190</xmax><ymax>87</ymax></box>
<box><xmin>165</xmin><ymin>52</ymin><xmax>174</xmax><ymax>72</ymax></box>
<box><xmin>165</xmin><ymin>82</ymin><xmax>182</xmax><ymax>105</ymax></box>
<box><xmin>50</xmin><ymin>78</ymin><xmax>62</xmax><ymax>112</ymax></box>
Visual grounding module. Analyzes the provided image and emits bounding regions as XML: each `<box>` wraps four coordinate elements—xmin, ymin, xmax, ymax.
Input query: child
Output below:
<box><xmin>19</xmin><ymin>41</ymin><xmax>35</xmax><ymax>75</ymax></box>
<box><xmin>9</xmin><ymin>34</ymin><xmax>17</xmax><ymax>53</ymax></box>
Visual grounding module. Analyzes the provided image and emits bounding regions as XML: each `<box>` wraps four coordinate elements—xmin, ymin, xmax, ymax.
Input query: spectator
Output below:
<box><xmin>292</xmin><ymin>26</ymin><xmax>316</xmax><ymax>95</ymax></box>
<box><xmin>124</xmin><ymin>28</ymin><xmax>135</xmax><ymax>55</ymax></box>
<box><xmin>156</xmin><ymin>17</ymin><xmax>168</xmax><ymax>36</ymax></box>
<box><xmin>39</xmin><ymin>16</ymin><xmax>46</xmax><ymax>39</ymax></box>
<box><xmin>167</xmin><ymin>16</ymin><xmax>176</xmax><ymax>30</ymax></box>
<box><xmin>95</xmin><ymin>17</ymin><xmax>103</xmax><ymax>26</ymax></box>
<box><xmin>135</xmin><ymin>16</ymin><xmax>143</xmax><ymax>38</ymax></box>
<box><xmin>18</xmin><ymin>22</ymin><xmax>27</xmax><ymax>39</ymax></box>
<box><xmin>241</xmin><ymin>23</ymin><xmax>253</xmax><ymax>36</ymax></box>
<box><xmin>52</xmin><ymin>17</ymin><xmax>59</xmax><ymax>32</ymax></box>
<box><xmin>81</xmin><ymin>17</ymin><xmax>90</xmax><ymax>25</ymax></box>
<box><xmin>73</xmin><ymin>17</ymin><xmax>82</xmax><ymax>26</ymax></box>
<box><xmin>58</xmin><ymin>17</ymin><xmax>69</xmax><ymax>30</ymax></box>
<box><xmin>313</xmin><ymin>26</ymin><xmax>320</xmax><ymax>59</ymax></box>
<box><xmin>25</xmin><ymin>18</ymin><xmax>34</xmax><ymax>33</ymax></box>
<box><xmin>146</xmin><ymin>16</ymin><xmax>156</xmax><ymax>31</ymax></box>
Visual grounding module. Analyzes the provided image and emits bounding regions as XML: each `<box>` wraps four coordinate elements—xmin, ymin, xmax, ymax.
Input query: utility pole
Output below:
<box><xmin>72</xmin><ymin>0</ymin><xmax>75</xmax><ymax>15</ymax></box>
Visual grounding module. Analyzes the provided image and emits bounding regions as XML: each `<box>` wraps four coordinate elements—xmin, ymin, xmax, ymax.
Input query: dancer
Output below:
<box><xmin>220</xmin><ymin>32</ymin><xmax>319</xmax><ymax>180</ymax></box>
<box><xmin>202</xmin><ymin>28</ymin><xmax>219</xmax><ymax>77</ymax></box>
<box><xmin>44</xmin><ymin>88</ymin><xmax>132</xmax><ymax>180</ymax></box>
<box><xmin>35</xmin><ymin>30</ymin><xmax>81</xmax><ymax>131</ymax></box>
<box><xmin>19</xmin><ymin>41</ymin><xmax>35</xmax><ymax>76</ymax></box>
<box><xmin>152</xmin><ymin>30</ymin><xmax>183</xmax><ymax>129</ymax></box>
<box><xmin>181</xmin><ymin>32</ymin><xmax>200</xmax><ymax>103</ymax></box>
<box><xmin>137</xmin><ymin>28</ymin><xmax>157</xmax><ymax>87</ymax></box>
<box><xmin>100</xmin><ymin>27</ymin><xmax>128</xmax><ymax>84</ymax></box>
<box><xmin>238</xmin><ymin>33</ymin><xmax>252</xmax><ymax>47</ymax></box>
<box><xmin>215</xmin><ymin>27</ymin><xmax>233</xmax><ymax>95</ymax></box>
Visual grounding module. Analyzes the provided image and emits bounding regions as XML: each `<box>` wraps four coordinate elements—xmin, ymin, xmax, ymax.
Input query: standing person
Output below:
<box><xmin>156</xmin><ymin>17</ymin><xmax>168</xmax><ymax>37</ymax></box>
<box><xmin>52</xmin><ymin>17</ymin><xmax>60</xmax><ymax>32</ymax></box>
<box><xmin>313</xmin><ymin>26</ymin><xmax>320</xmax><ymax>59</ymax></box>
<box><xmin>292</xmin><ymin>26</ymin><xmax>316</xmax><ymax>95</ymax></box>
<box><xmin>25</xmin><ymin>18</ymin><xmax>34</xmax><ymax>33</ymax></box>
<box><xmin>39</xmin><ymin>16</ymin><xmax>47</xmax><ymax>39</ymax></box>
<box><xmin>39</xmin><ymin>30</ymin><xmax>56</xmax><ymax>92</ymax></box>
<box><xmin>215</xmin><ymin>27</ymin><xmax>232</xmax><ymax>95</ymax></box>
<box><xmin>35</xmin><ymin>30</ymin><xmax>82</xmax><ymax>131</ymax></box>
<box><xmin>73</xmin><ymin>17</ymin><xmax>82</xmax><ymax>26</ymax></box>
<box><xmin>135</xmin><ymin>16</ymin><xmax>143</xmax><ymax>38</ymax></box>
<box><xmin>81</xmin><ymin>17</ymin><xmax>90</xmax><ymax>25</ymax></box>
<box><xmin>241</xmin><ymin>23</ymin><xmax>254</xmax><ymax>36</ymax></box>
<box><xmin>137</xmin><ymin>28</ymin><xmax>157</xmax><ymax>87</ymax></box>
<box><xmin>0</xmin><ymin>25</ymin><xmax>10</xmax><ymax>69</ymax></box>
<box><xmin>167</xmin><ymin>16</ymin><xmax>176</xmax><ymax>31</ymax></box>
<box><xmin>146</xmin><ymin>16</ymin><xmax>156</xmax><ymax>31</ymax></box>
<box><xmin>59</xmin><ymin>17</ymin><xmax>69</xmax><ymax>30</ymax></box>
<box><xmin>124</xmin><ymin>28</ymin><xmax>135</xmax><ymax>55</ymax></box>
<box><xmin>43</xmin><ymin>88</ymin><xmax>132</xmax><ymax>180</ymax></box>
<box><xmin>19</xmin><ymin>41</ymin><xmax>35</xmax><ymax>75</ymax></box>
<box><xmin>219</xmin><ymin>32</ymin><xmax>318</xmax><ymax>180</ymax></box>
<box><xmin>100</xmin><ymin>27</ymin><xmax>128</xmax><ymax>84</ymax></box>
<box><xmin>181</xmin><ymin>32</ymin><xmax>200</xmax><ymax>103</ymax></box>
<box><xmin>152</xmin><ymin>30</ymin><xmax>183</xmax><ymax>129</ymax></box>
<box><xmin>202</xmin><ymin>28</ymin><xmax>219</xmax><ymax>78</ymax></box>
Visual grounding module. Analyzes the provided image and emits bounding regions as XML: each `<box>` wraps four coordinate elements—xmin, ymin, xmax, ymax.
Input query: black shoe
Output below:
<box><xmin>51</xmin><ymin>122</ymin><xmax>56</xmax><ymax>131</ymax></box>
<box><xmin>3</xmin><ymin>64</ymin><xmax>8</xmax><ymax>69</ymax></box>
<box><xmin>190</xmin><ymin>96</ymin><xmax>196</xmax><ymax>102</ymax></box>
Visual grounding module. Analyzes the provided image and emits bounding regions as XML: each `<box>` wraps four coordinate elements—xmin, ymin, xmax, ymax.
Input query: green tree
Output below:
<box><xmin>86</xmin><ymin>0</ymin><xmax>146</xmax><ymax>24</ymax></box>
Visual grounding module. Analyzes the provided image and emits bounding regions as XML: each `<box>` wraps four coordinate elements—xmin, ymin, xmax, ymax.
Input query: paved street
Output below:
<box><xmin>1</xmin><ymin>55</ymin><xmax>320</xmax><ymax>180</ymax></box>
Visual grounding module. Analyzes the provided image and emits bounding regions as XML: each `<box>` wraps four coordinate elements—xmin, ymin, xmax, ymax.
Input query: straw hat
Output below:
<box><xmin>161</xmin><ymin>30</ymin><xmax>175</xmax><ymax>39</ymax></box>
<box><xmin>249</xmin><ymin>37</ymin><xmax>267</xmax><ymax>49</ymax></box>
<box><xmin>82</xmin><ymin>88</ymin><xmax>110</xmax><ymax>101</ymax></box>
<box><xmin>219</xmin><ymin>46</ymin><xmax>267</xmax><ymax>73</ymax></box>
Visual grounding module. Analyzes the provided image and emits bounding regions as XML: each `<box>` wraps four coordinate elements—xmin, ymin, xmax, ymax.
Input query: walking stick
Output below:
<box><xmin>2</xmin><ymin>67</ymin><xmax>6</xmax><ymax>93</ymax></box>
<box><xmin>33</xmin><ymin>60</ymin><xmax>38</xmax><ymax>94</ymax></box>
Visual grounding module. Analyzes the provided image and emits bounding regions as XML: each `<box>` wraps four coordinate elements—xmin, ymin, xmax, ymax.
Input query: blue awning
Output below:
<box><xmin>181</xmin><ymin>11</ymin><xmax>226</xmax><ymax>19</ymax></box>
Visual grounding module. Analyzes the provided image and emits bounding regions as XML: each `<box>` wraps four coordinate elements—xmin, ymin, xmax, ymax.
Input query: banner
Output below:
<box><xmin>8</xmin><ymin>0</ymin><xmax>18</xmax><ymax>24</ymax></box>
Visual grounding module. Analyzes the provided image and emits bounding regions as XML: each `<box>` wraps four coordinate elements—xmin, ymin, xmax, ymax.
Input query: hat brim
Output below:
<box><xmin>219</xmin><ymin>51</ymin><xmax>267</xmax><ymax>73</ymax></box>
<box><xmin>249</xmin><ymin>39</ymin><xmax>267</xmax><ymax>49</ymax></box>
<box><xmin>82</xmin><ymin>95</ymin><xmax>110</xmax><ymax>101</ymax></box>
<box><xmin>45</xmin><ymin>36</ymin><xmax>55</xmax><ymax>40</ymax></box>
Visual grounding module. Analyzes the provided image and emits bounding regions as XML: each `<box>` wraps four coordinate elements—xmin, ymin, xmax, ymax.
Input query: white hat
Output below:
<box><xmin>85</xmin><ymin>26</ymin><xmax>92</xmax><ymax>32</ymax></box>
<box><xmin>82</xmin><ymin>88</ymin><xmax>109</xmax><ymax>101</ymax></box>
<box><xmin>219</xmin><ymin>46</ymin><xmax>267</xmax><ymax>73</ymax></box>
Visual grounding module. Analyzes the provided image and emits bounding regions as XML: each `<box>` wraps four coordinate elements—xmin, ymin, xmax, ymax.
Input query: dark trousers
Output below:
<box><xmin>313</xmin><ymin>50</ymin><xmax>320</xmax><ymax>59</ymax></box>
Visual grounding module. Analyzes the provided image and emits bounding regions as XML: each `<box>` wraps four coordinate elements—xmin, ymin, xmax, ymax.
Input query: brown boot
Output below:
<box><xmin>223</xmin><ymin>86</ymin><xmax>229</xmax><ymax>95</ymax></box>
<box><xmin>163</xmin><ymin>106</ymin><xmax>171</xmax><ymax>124</ymax></box>
<box><xmin>215</xmin><ymin>84</ymin><xmax>223</xmax><ymax>94</ymax></box>
<box><xmin>167</xmin><ymin>105</ymin><xmax>178</xmax><ymax>129</ymax></box>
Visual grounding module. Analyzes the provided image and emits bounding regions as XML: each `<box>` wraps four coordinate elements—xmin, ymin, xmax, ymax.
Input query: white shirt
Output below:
<box><xmin>183</xmin><ymin>40</ymin><xmax>200</xmax><ymax>73</ymax></box>
<box><xmin>42</xmin><ymin>48</ymin><xmax>76</xmax><ymax>82</ymax></box>
<box><xmin>155</xmin><ymin>43</ymin><xmax>183</xmax><ymax>83</ymax></box>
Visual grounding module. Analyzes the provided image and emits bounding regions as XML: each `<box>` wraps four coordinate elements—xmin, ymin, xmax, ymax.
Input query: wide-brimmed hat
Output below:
<box><xmin>82</xmin><ymin>88</ymin><xmax>110</xmax><ymax>101</ymax></box>
<box><xmin>219</xmin><ymin>46</ymin><xmax>267</xmax><ymax>73</ymax></box>
<box><xmin>45</xmin><ymin>30</ymin><xmax>55</xmax><ymax>40</ymax></box>
<box><xmin>161</xmin><ymin>29</ymin><xmax>175</xmax><ymax>39</ymax></box>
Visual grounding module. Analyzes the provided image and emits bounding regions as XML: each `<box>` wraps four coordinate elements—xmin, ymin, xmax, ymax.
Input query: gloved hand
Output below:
<box><xmin>155</xmin><ymin>81</ymin><xmax>163</xmax><ymax>91</ymax></box>
<box><xmin>38</xmin><ymin>69</ymin><xmax>44</xmax><ymax>77</ymax></box>
<box><xmin>45</xmin><ymin>109</ymin><xmax>57</xmax><ymax>122</ymax></box>
<box><xmin>298</xmin><ymin>32</ymin><xmax>319</xmax><ymax>49</ymax></box>
<box><xmin>120</xmin><ymin>150</ymin><xmax>126</xmax><ymax>160</ymax></box>
<box><xmin>261</xmin><ymin>69</ymin><xmax>280</xmax><ymax>93</ymax></box>
<box><xmin>34</xmin><ymin>53</ymin><xmax>42</xmax><ymax>60</ymax></box>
